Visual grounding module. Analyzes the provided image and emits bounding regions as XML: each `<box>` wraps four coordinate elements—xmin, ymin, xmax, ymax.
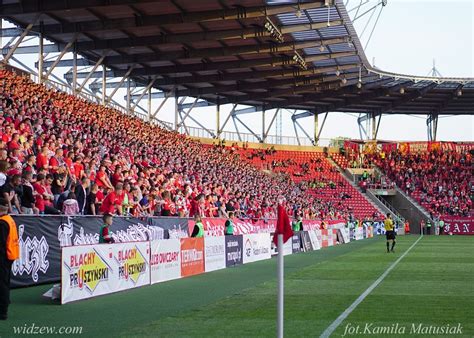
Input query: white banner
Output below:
<box><xmin>308</xmin><ymin>230</ymin><xmax>321</xmax><ymax>250</ymax></box>
<box><xmin>283</xmin><ymin>238</ymin><xmax>293</xmax><ymax>256</ymax></box>
<box><xmin>243</xmin><ymin>233</ymin><xmax>271</xmax><ymax>264</ymax></box>
<box><xmin>204</xmin><ymin>236</ymin><xmax>226</xmax><ymax>272</ymax></box>
<box><xmin>61</xmin><ymin>244</ymin><xmax>113</xmax><ymax>304</ymax></box>
<box><xmin>114</xmin><ymin>241</ymin><xmax>150</xmax><ymax>292</ymax></box>
<box><xmin>327</xmin><ymin>230</ymin><xmax>334</xmax><ymax>247</ymax></box>
<box><xmin>354</xmin><ymin>227</ymin><xmax>364</xmax><ymax>240</ymax></box>
<box><xmin>339</xmin><ymin>228</ymin><xmax>350</xmax><ymax>243</ymax></box>
<box><xmin>150</xmin><ymin>239</ymin><xmax>181</xmax><ymax>284</ymax></box>
<box><xmin>61</xmin><ymin>241</ymin><xmax>149</xmax><ymax>304</ymax></box>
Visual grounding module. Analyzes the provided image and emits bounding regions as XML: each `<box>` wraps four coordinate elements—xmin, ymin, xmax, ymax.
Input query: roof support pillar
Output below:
<box><xmin>292</xmin><ymin>117</ymin><xmax>301</xmax><ymax>146</ymax></box>
<box><xmin>174</xmin><ymin>89</ymin><xmax>179</xmax><ymax>131</ymax></box>
<box><xmin>315</xmin><ymin>112</ymin><xmax>328</xmax><ymax>146</ymax></box>
<box><xmin>216</xmin><ymin>103</ymin><xmax>220</xmax><ymax>139</ymax></box>
<box><xmin>37</xmin><ymin>33</ymin><xmax>43</xmax><ymax>83</ymax></box>
<box><xmin>72</xmin><ymin>47</ymin><xmax>77</xmax><ymax>95</ymax></box>
<box><xmin>314</xmin><ymin>112</ymin><xmax>318</xmax><ymax>146</ymax></box>
<box><xmin>373</xmin><ymin>113</ymin><xmax>382</xmax><ymax>140</ymax></box>
<box><xmin>126</xmin><ymin>77</ymin><xmax>131</xmax><ymax>114</ymax></box>
<box><xmin>358</xmin><ymin>113</ymin><xmax>369</xmax><ymax>140</ymax></box>
<box><xmin>220</xmin><ymin>104</ymin><xmax>237</xmax><ymax>136</ymax></box>
<box><xmin>232</xmin><ymin>116</ymin><xmax>242</xmax><ymax>142</ymax></box>
<box><xmin>264</xmin><ymin>109</ymin><xmax>280</xmax><ymax>142</ymax></box>
<box><xmin>427</xmin><ymin>113</ymin><xmax>439</xmax><ymax>141</ymax></box>
<box><xmin>101</xmin><ymin>64</ymin><xmax>106</xmax><ymax>106</ymax></box>
<box><xmin>147</xmin><ymin>87</ymin><xmax>152</xmax><ymax>122</ymax></box>
<box><xmin>261</xmin><ymin>108</ymin><xmax>266</xmax><ymax>143</ymax></box>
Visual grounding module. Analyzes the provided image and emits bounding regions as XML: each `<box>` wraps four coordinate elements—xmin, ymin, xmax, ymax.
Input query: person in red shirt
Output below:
<box><xmin>99</xmin><ymin>183</ymin><xmax>125</xmax><ymax>215</ymax></box>
<box><xmin>95</xmin><ymin>165</ymin><xmax>113</xmax><ymax>190</ymax></box>
<box><xmin>33</xmin><ymin>174</ymin><xmax>47</xmax><ymax>214</ymax></box>
<box><xmin>1</xmin><ymin>125</ymin><xmax>12</xmax><ymax>143</ymax></box>
<box><xmin>111</xmin><ymin>165</ymin><xmax>123</xmax><ymax>187</ymax></box>
<box><xmin>36</xmin><ymin>146</ymin><xmax>49</xmax><ymax>171</ymax></box>
<box><xmin>160</xmin><ymin>191</ymin><xmax>174</xmax><ymax>216</ymax></box>
<box><xmin>6</xmin><ymin>133</ymin><xmax>20</xmax><ymax>152</ymax></box>
<box><xmin>73</xmin><ymin>156</ymin><xmax>85</xmax><ymax>180</ymax></box>
<box><xmin>49</xmin><ymin>148</ymin><xmax>64</xmax><ymax>174</ymax></box>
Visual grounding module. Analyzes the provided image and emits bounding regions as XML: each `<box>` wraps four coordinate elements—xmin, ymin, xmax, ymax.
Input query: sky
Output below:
<box><xmin>2</xmin><ymin>0</ymin><xmax>473</xmax><ymax>144</ymax></box>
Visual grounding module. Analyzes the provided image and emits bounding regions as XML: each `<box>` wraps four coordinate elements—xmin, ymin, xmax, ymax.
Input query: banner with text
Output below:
<box><xmin>225</xmin><ymin>235</ymin><xmax>243</xmax><ymax>267</ymax></box>
<box><xmin>442</xmin><ymin>217</ymin><xmax>474</xmax><ymax>235</ymax></box>
<box><xmin>242</xmin><ymin>233</ymin><xmax>271</xmax><ymax>264</ymax></box>
<box><xmin>180</xmin><ymin>238</ymin><xmax>205</xmax><ymax>277</ymax></box>
<box><xmin>150</xmin><ymin>239</ymin><xmax>181</xmax><ymax>284</ymax></box>
<box><xmin>61</xmin><ymin>241</ymin><xmax>149</xmax><ymax>304</ymax></box>
<box><xmin>204</xmin><ymin>236</ymin><xmax>226</xmax><ymax>272</ymax></box>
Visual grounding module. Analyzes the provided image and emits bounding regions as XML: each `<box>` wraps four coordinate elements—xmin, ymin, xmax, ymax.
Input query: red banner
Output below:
<box><xmin>381</xmin><ymin>143</ymin><xmax>397</xmax><ymax>154</ymax></box>
<box><xmin>455</xmin><ymin>142</ymin><xmax>474</xmax><ymax>153</ymax></box>
<box><xmin>442</xmin><ymin>217</ymin><xmax>474</xmax><ymax>235</ymax></box>
<box><xmin>180</xmin><ymin>238</ymin><xmax>205</xmax><ymax>277</ymax></box>
<box><xmin>189</xmin><ymin>218</ymin><xmax>346</xmax><ymax>236</ymax></box>
<box><xmin>398</xmin><ymin>142</ymin><xmax>410</xmax><ymax>155</ymax></box>
<box><xmin>344</xmin><ymin>141</ymin><xmax>360</xmax><ymax>154</ymax></box>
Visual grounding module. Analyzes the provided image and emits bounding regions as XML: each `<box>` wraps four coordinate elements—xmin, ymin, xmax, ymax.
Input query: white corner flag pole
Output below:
<box><xmin>277</xmin><ymin>234</ymin><xmax>284</xmax><ymax>338</ymax></box>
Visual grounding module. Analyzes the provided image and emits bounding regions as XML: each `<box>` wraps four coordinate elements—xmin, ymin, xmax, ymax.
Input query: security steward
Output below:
<box><xmin>292</xmin><ymin>215</ymin><xmax>303</xmax><ymax>232</ymax></box>
<box><xmin>191</xmin><ymin>215</ymin><xmax>204</xmax><ymax>238</ymax></box>
<box><xmin>0</xmin><ymin>198</ymin><xmax>20</xmax><ymax>320</ymax></box>
<box><xmin>384</xmin><ymin>213</ymin><xmax>396</xmax><ymax>253</ymax></box>
<box><xmin>426</xmin><ymin>219</ymin><xmax>432</xmax><ymax>235</ymax></box>
<box><xmin>224</xmin><ymin>212</ymin><xmax>235</xmax><ymax>235</ymax></box>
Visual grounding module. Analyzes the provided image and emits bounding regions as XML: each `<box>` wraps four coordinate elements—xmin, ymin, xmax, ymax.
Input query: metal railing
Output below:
<box><xmin>368</xmin><ymin>190</ymin><xmax>405</xmax><ymax>223</ymax></box>
<box><xmin>184</xmin><ymin>126</ymin><xmax>332</xmax><ymax>147</ymax></box>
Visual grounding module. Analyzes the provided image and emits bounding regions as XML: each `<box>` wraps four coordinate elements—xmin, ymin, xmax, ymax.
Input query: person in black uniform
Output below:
<box><xmin>384</xmin><ymin>213</ymin><xmax>396</xmax><ymax>253</ymax></box>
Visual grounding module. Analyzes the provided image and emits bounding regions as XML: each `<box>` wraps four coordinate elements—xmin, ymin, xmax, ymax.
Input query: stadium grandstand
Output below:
<box><xmin>0</xmin><ymin>0</ymin><xmax>473</xmax><ymax>336</ymax></box>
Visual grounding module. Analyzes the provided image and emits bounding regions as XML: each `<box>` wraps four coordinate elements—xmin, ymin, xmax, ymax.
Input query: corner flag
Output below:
<box><xmin>274</xmin><ymin>202</ymin><xmax>293</xmax><ymax>338</ymax></box>
<box><xmin>273</xmin><ymin>204</ymin><xmax>293</xmax><ymax>245</ymax></box>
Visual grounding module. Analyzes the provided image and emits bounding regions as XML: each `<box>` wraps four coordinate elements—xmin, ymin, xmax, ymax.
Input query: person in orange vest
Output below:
<box><xmin>0</xmin><ymin>197</ymin><xmax>20</xmax><ymax>320</ymax></box>
<box><xmin>404</xmin><ymin>220</ymin><xmax>410</xmax><ymax>234</ymax></box>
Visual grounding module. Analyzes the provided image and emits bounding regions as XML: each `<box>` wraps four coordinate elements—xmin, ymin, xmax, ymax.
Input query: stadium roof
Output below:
<box><xmin>2</xmin><ymin>0</ymin><xmax>474</xmax><ymax>115</ymax></box>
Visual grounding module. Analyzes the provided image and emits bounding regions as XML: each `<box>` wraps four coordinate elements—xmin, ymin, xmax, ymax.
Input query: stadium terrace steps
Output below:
<box><xmin>327</xmin><ymin>157</ymin><xmax>385</xmax><ymax>216</ymax></box>
<box><xmin>372</xmin><ymin>167</ymin><xmax>434</xmax><ymax>221</ymax></box>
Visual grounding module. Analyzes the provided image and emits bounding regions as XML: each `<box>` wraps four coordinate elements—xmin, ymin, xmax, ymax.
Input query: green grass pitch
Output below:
<box><xmin>1</xmin><ymin>236</ymin><xmax>472</xmax><ymax>337</ymax></box>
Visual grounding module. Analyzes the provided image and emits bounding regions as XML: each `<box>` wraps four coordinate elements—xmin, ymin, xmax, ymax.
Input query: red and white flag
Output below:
<box><xmin>273</xmin><ymin>204</ymin><xmax>293</xmax><ymax>245</ymax></box>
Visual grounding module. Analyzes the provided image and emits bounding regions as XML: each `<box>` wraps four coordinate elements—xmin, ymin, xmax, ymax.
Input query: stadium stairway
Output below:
<box><xmin>371</xmin><ymin>167</ymin><xmax>434</xmax><ymax>234</ymax></box>
<box><xmin>327</xmin><ymin>157</ymin><xmax>386</xmax><ymax>218</ymax></box>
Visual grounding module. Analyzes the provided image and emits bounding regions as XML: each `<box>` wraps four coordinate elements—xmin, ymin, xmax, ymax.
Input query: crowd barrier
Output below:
<box><xmin>60</xmin><ymin>227</ymin><xmax>374</xmax><ymax>304</ymax></box>
<box><xmin>10</xmin><ymin>215</ymin><xmax>346</xmax><ymax>287</ymax></box>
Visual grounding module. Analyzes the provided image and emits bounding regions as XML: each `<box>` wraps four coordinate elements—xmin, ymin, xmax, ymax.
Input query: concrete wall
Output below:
<box><xmin>381</xmin><ymin>193</ymin><xmax>428</xmax><ymax>235</ymax></box>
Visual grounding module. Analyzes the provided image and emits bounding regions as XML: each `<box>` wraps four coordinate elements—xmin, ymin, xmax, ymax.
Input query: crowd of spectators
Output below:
<box><xmin>0</xmin><ymin>69</ymin><xmax>365</xmax><ymax>221</ymax></box>
<box><xmin>373</xmin><ymin>150</ymin><xmax>472</xmax><ymax>217</ymax></box>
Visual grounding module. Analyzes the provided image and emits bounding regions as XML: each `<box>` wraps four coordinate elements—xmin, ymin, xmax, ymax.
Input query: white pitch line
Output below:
<box><xmin>320</xmin><ymin>235</ymin><xmax>423</xmax><ymax>338</ymax></box>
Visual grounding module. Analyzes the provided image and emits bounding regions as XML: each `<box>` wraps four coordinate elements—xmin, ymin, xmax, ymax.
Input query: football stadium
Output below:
<box><xmin>0</xmin><ymin>0</ymin><xmax>472</xmax><ymax>337</ymax></box>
